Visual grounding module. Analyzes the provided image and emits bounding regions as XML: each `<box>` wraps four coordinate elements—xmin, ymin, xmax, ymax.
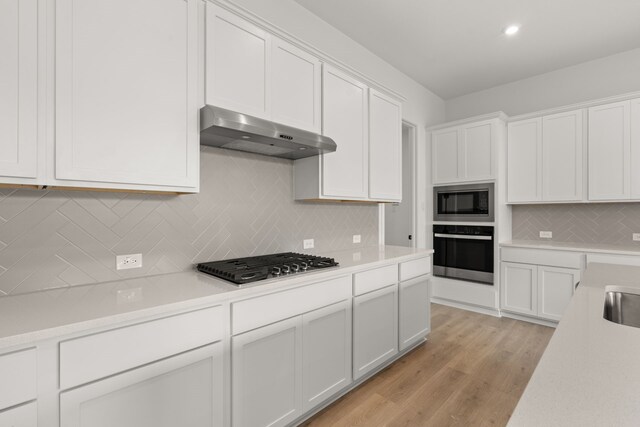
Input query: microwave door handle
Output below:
<box><xmin>434</xmin><ymin>233</ymin><xmax>493</xmax><ymax>241</ymax></box>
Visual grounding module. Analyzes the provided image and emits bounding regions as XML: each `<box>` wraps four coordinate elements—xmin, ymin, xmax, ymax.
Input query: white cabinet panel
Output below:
<box><xmin>271</xmin><ymin>38</ymin><xmax>321</xmax><ymax>132</ymax></box>
<box><xmin>353</xmin><ymin>285</ymin><xmax>398</xmax><ymax>380</ymax></box>
<box><xmin>461</xmin><ymin>122</ymin><xmax>493</xmax><ymax>181</ymax></box>
<box><xmin>588</xmin><ymin>101</ymin><xmax>630</xmax><ymax>200</ymax></box>
<box><xmin>321</xmin><ymin>65</ymin><xmax>368</xmax><ymax>199</ymax></box>
<box><xmin>432</xmin><ymin>129</ymin><xmax>459</xmax><ymax>184</ymax></box>
<box><xmin>232</xmin><ymin>317</ymin><xmax>303</xmax><ymax>427</ymax></box>
<box><xmin>353</xmin><ymin>264</ymin><xmax>398</xmax><ymax>296</ymax></box>
<box><xmin>302</xmin><ymin>301</ymin><xmax>351</xmax><ymax>412</ymax></box>
<box><xmin>542</xmin><ymin>110</ymin><xmax>583</xmax><ymax>201</ymax></box>
<box><xmin>0</xmin><ymin>402</ymin><xmax>37</xmax><ymax>427</ymax></box>
<box><xmin>508</xmin><ymin>118</ymin><xmax>542</xmax><ymax>202</ymax></box>
<box><xmin>501</xmin><ymin>262</ymin><xmax>537</xmax><ymax>316</ymax></box>
<box><xmin>206</xmin><ymin>4</ymin><xmax>270</xmax><ymax>118</ymax></box>
<box><xmin>538</xmin><ymin>266</ymin><xmax>579</xmax><ymax>322</ymax></box>
<box><xmin>631</xmin><ymin>98</ymin><xmax>640</xmax><ymax>199</ymax></box>
<box><xmin>55</xmin><ymin>0</ymin><xmax>199</xmax><ymax>189</ymax></box>
<box><xmin>369</xmin><ymin>89</ymin><xmax>402</xmax><ymax>201</ymax></box>
<box><xmin>0</xmin><ymin>348</ymin><xmax>37</xmax><ymax>411</ymax></box>
<box><xmin>60</xmin><ymin>344</ymin><xmax>222</xmax><ymax>427</ymax></box>
<box><xmin>399</xmin><ymin>256</ymin><xmax>432</xmax><ymax>281</ymax></box>
<box><xmin>0</xmin><ymin>0</ymin><xmax>38</xmax><ymax>180</ymax></box>
<box><xmin>399</xmin><ymin>276</ymin><xmax>430</xmax><ymax>350</ymax></box>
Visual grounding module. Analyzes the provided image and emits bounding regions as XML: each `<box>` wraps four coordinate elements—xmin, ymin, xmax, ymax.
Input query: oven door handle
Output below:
<box><xmin>434</xmin><ymin>233</ymin><xmax>493</xmax><ymax>241</ymax></box>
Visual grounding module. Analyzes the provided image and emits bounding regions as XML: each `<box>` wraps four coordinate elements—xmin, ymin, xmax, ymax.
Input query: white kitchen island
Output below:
<box><xmin>509</xmin><ymin>262</ymin><xmax>640</xmax><ymax>426</ymax></box>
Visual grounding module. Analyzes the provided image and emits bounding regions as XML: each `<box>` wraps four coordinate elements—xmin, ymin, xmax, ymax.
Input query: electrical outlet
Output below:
<box><xmin>539</xmin><ymin>231</ymin><xmax>553</xmax><ymax>239</ymax></box>
<box><xmin>116</xmin><ymin>254</ymin><xmax>142</xmax><ymax>270</ymax></box>
<box><xmin>353</xmin><ymin>234</ymin><xmax>361</xmax><ymax>244</ymax></box>
<box><xmin>633</xmin><ymin>233</ymin><xmax>640</xmax><ymax>242</ymax></box>
<box><xmin>303</xmin><ymin>239</ymin><xmax>314</xmax><ymax>249</ymax></box>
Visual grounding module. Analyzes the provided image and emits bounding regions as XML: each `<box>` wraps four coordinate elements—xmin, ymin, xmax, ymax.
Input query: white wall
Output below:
<box><xmin>226</xmin><ymin>0</ymin><xmax>446</xmax><ymax>249</ymax></box>
<box><xmin>445</xmin><ymin>47</ymin><xmax>640</xmax><ymax>121</ymax></box>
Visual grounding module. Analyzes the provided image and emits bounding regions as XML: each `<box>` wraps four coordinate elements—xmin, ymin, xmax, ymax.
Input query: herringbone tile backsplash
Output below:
<box><xmin>512</xmin><ymin>203</ymin><xmax>640</xmax><ymax>245</ymax></box>
<box><xmin>0</xmin><ymin>147</ymin><xmax>378</xmax><ymax>296</ymax></box>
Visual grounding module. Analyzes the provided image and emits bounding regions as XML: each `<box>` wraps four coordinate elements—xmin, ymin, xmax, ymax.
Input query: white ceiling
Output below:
<box><xmin>294</xmin><ymin>0</ymin><xmax>640</xmax><ymax>99</ymax></box>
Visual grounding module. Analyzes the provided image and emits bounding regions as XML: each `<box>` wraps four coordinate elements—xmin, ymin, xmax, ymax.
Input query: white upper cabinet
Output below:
<box><xmin>369</xmin><ymin>89</ymin><xmax>402</xmax><ymax>201</ymax></box>
<box><xmin>508</xmin><ymin>118</ymin><xmax>542</xmax><ymax>202</ymax></box>
<box><xmin>630</xmin><ymin>98</ymin><xmax>640</xmax><ymax>199</ymax></box>
<box><xmin>55</xmin><ymin>0</ymin><xmax>199</xmax><ymax>190</ymax></box>
<box><xmin>542</xmin><ymin>110</ymin><xmax>583</xmax><ymax>201</ymax></box>
<box><xmin>0</xmin><ymin>0</ymin><xmax>38</xmax><ymax>182</ymax></box>
<box><xmin>588</xmin><ymin>101</ymin><xmax>631</xmax><ymax>201</ymax></box>
<box><xmin>206</xmin><ymin>4</ymin><xmax>270</xmax><ymax>119</ymax></box>
<box><xmin>320</xmin><ymin>65</ymin><xmax>369</xmax><ymax>199</ymax></box>
<box><xmin>431</xmin><ymin>119</ymin><xmax>497</xmax><ymax>185</ymax></box>
<box><xmin>271</xmin><ymin>38</ymin><xmax>321</xmax><ymax>132</ymax></box>
<box><xmin>508</xmin><ymin>109</ymin><xmax>583</xmax><ymax>203</ymax></box>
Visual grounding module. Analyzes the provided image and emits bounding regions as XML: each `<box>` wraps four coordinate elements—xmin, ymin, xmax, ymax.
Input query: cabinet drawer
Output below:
<box><xmin>353</xmin><ymin>264</ymin><xmax>398</xmax><ymax>296</ymax></box>
<box><xmin>60</xmin><ymin>306</ymin><xmax>224</xmax><ymax>390</ymax></box>
<box><xmin>0</xmin><ymin>348</ymin><xmax>37</xmax><ymax>411</ymax></box>
<box><xmin>232</xmin><ymin>275</ymin><xmax>351</xmax><ymax>335</ymax></box>
<box><xmin>586</xmin><ymin>253</ymin><xmax>640</xmax><ymax>267</ymax></box>
<box><xmin>399</xmin><ymin>257</ymin><xmax>432</xmax><ymax>281</ymax></box>
<box><xmin>0</xmin><ymin>401</ymin><xmax>37</xmax><ymax>427</ymax></box>
<box><xmin>501</xmin><ymin>247</ymin><xmax>583</xmax><ymax>269</ymax></box>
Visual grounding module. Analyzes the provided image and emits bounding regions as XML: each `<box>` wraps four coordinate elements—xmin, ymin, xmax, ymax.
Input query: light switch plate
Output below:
<box><xmin>633</xmin><ymin>233</ymin><xmax>640</xmax><ymax>242</ymax></box>
<box><xmin>539</xmin><ymin>231</ymin><xmax>553</xmax><ymax>239</ymax></box>
<box><xmin>116</xmin><ymin>254</ymin><xmax>142</xmax><ymax>270</ymax></box>
<box><xmin>303</xmin><ymin>239</ymin><xmax>314</xmax><ymax>249</ymax></box>
<box><xmin>353</xmin><ymin>234</ymin><xmax>361</xmax><ymax>244</ymax></box>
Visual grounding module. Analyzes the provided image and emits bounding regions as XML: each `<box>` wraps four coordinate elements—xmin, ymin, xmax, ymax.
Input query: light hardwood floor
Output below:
<box><xmin>302</xmin><ymin>303</ymin><xmax>554</xmax><ymax>427</ymax></box>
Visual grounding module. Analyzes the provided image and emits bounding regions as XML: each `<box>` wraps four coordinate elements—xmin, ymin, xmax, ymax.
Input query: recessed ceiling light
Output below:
<box><xmin>504</xmin><ymin>25</ymin><xmax>520</xmax><ymax>36</ymax></box>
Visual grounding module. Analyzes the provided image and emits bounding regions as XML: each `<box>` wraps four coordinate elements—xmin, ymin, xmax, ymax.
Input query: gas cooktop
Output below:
<box><xmin>196</xmin><ymin>252</ymin><xmax>339</xmax><ymax>285</ymax></box>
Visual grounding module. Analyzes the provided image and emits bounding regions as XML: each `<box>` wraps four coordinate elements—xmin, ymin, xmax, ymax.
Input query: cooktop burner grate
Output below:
<box><xmin>196</xmin><ymin>252</ymin><xmax>339</xmax><ymax>285</ymax></box>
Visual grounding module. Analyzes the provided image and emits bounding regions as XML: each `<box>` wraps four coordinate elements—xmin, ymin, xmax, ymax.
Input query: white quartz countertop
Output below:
<box><xmin>0</xmin><ymin>245</ymin><xmax>432</xmax><ymax>349</ymax></box>
<box><xmin>508</xmin><ymin>263</ymin><xmax>640</xmax><ymax>426</ymax></box>
<box><xmin>501</xmin><ymin>239</ymin><xmax>640</xmax><ymax>255</ymax></box>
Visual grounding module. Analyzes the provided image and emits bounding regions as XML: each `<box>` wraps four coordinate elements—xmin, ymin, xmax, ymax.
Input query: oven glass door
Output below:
<box><xmin>433</xmin><ymin>228</ymin><xmax>494</xmax><ymax>284</ymax></box>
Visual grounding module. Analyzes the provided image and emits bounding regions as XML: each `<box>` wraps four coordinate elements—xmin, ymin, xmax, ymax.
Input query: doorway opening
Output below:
<box><xmin>384</xmin><ymin>122</ymin><xmax>416</xmax><ymax>248</ymax></box>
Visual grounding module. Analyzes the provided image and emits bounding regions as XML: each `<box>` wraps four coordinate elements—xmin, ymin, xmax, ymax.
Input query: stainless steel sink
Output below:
<box><xmin>603</xmin><ymin>291</ymin><xmax>640</xmax><ymax>328</ymax></box>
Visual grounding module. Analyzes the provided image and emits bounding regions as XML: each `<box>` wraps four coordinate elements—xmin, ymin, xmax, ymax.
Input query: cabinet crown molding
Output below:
<box><xmin>426</xmin><ymin>111</ymin><xmax>507</xmax><ymax>131</ymax></box>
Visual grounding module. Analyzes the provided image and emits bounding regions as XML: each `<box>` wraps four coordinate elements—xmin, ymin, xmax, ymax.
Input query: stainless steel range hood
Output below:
<box><xmin>200</xmin><ymin>105</ymin><xmax>336</xmax><ymax>160</ymax></box>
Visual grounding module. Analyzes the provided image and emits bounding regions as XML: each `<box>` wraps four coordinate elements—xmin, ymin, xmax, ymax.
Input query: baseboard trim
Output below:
<box><xmin>501</xmin><ymin>311</ymin><xmax>558</xmax><ymax>328</ymax></box>
<box><xmin>431</xmin><ymin>297</ymin><xmax>501</xmax><ymax>317</ymax></box>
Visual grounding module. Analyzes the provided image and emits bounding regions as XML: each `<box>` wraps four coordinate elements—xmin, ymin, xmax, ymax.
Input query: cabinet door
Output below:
<box><xmin>501</xmin><ymin>262</ymin><xmax>537</xmax><ymax>316</ymax></box>
<box><xmin>302</xmin><ymin>300</ymin><xmax>352</xmax><ymax>413</ymax></box>
<box><xmin>461</xmin><ymin>121</ymin><xmax>494</xmax><ymax>181</ymax></box>
<box><xmin>353</xmin><ymin>285</ymin><xmax>398</xmax><ymax>380</ymax></box>
<box><xmin>271</xmin><ymin>38</ymin><xmax>321</xmax><ymax>132</ymax></box>
<box><xmin>321</xmin><ymin>66</ymin><xmax>369</xmax><ymax>199</ymax></box>
<box><xmin>55</xmin><ymin>0</ymin><xmax>199</xmax><ymax>189</ymax></box>
<box><xmin>538</xmin><ymin>266</ymin><xmax>579</xmax><ymax>322</ymax></box>
<box><xmin>630</xmin><ymin>98</ymin><xmax>640</xmax><ymax>199</ymax></box>
<box><xmin>542</xmin><ymin>110</ymin><xmax>584</xmax><ymax>201</ymax></box>
<box><xmin>0</xmin><ymin>402</ymin><xmax>37</xmax><ymax>427</ymax></box>
<box><xmin>369</xmin><ymin>89</ymin><xmax>402</xmax><ymax>201</ymax></box>
<box><xmin>432</xmin><ymin>128</ymin><xmax>459</xmax><ymax>184</ymax></box>
<box><xmin>508</xmin><ymin>118</ymin><xmax>542</xmax><ymax>202</ymax></box>
<box><xmin>232</xmin><ymin>317</ymin><xmax>302</xmax><ymax>427</ymax></box>
<box><xmin>399</xmin><ymin>276</ymin><xmax>431</xmax><ymax>350</ymax></box>
<box><xmin>0</xmin><ymin>0</ymin><xmax>38</xmax><ymax>180</ymax></box>
<box><xmin>206</xmin><ymin>4</ymin><xmax>270</xmax><ymax>118</ymax></box>
<box><xmin>60</xmin><ymin>344</ymin><xmax>223</xmax><ymax>427</ymax></box>
<box><xmin>588</xmin><ymin>101</ymin><xmax>630</xmax><ymax>200</ymax></box>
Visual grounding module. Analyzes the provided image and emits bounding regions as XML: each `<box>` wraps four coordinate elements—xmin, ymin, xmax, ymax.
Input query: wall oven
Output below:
<box><xmin>433</xmin><ymin>225</ymin><xmax>494</xmax><ymax>285</ymax></box>
<box><xmin>434</xmin><ymin>183</ymin><xmax>494</xmax><ymax>222</ymax></box>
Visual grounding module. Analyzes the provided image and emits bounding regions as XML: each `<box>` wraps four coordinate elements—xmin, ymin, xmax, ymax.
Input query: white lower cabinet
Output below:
<box><xmin>302</xmin><ymin>300</ymin><xmax>352</xmax><ymax>413</ymax></box>
<box><xmin>501</xmin><ymin>261</ymin><xmax>579</xmax><ymax>322</ymax></box>
<box><xmin>60</xmin><ymin>343</ymin><xmax>223</xmax><ymax>427</ymax></box>
<box><xmin>353</xmin><ymin>285</ymin><xmax>398</xmax><ymax>380</ymax></box>
<box><xmin>399</xmin><ymin>276</ymin><xmax>431</xmax><ymax>350</ymax></box>
<box><xmin>232</xmin><ymin>299</ymin><xmax>352</xmax><ymax>427</ymax></box>
<box><xmin>0</xmin><ymin>402</ymin><xmax>37</xmax><ymax>427</ymax></box>
<box><xmin>232</xmin><ymin>316</ymin><xmax>303</xmax><ymax>427</ymax></box>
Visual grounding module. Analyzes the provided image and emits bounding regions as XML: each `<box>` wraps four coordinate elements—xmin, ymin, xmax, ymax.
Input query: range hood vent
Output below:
<box><xmin>200</xmin><ymin>106</ymin><xmax>337</xmax><ymax>160</ymax></box>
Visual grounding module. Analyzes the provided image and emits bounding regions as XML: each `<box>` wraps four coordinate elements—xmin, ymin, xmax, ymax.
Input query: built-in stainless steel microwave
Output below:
<box><xmin>433</xmin><ymin>183</ymin><xmax>494</xmax><ymax>222</ymax></box>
